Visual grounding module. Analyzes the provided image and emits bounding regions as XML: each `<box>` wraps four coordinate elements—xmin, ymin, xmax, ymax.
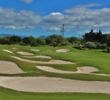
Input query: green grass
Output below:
<box><xmin>0</xmin><ymin>87</ymin><xmax>110</xmax><ymax>100</ymax></box>
<box><xmin>1</xmin><ymin>44</ymin><xmax>110</xmax><ymax>99</ymax></box>
<box><xmin>1</xmin><ymin>44</ymin><xmax>110</xmax><ymax>78</ymax></box>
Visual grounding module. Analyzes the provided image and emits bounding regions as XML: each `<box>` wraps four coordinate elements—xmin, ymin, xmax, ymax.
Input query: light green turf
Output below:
<box><xmin>1</xmin><ymin>44</ymin><xmax>110</xmax><ymax>99</ymax></box>
<box><xmin>1</xmin><ymin>44</ymin><xmax>110</xmax><ymax>78</ymax></box>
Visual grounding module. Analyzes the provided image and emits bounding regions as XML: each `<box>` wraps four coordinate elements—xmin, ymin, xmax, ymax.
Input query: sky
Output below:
<box><xmin>0</xmin><ymin>0</ymin><xmax>110</xmax><ymax>37</ymax></box>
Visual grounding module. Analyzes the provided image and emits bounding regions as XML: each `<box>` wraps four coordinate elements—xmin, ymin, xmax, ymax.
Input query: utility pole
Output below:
<box><xmin>60</xmin><ymin>24</ymin><xmax>64</xmax><ymax>37</ymax></box>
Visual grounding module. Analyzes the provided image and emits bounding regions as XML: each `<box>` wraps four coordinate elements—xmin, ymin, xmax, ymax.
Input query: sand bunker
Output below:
<box><xmin>31</xmin><ymin>49</ymin><xmax>40</xmax><ymax>52</ymax></box>
<box><xmin>11</xmin><ymin>56</ymin><xmax>74</xmax><ymax>64</ymax></box>
<box><xmin>0</xmin><ymin>76</ymin><xmax>110</xmax><ymax>93</ymax></box>
<box><xmin>0</xmin><ymin>61</ymin><xmax>23</xmax><ymax>74</ymax></box>
<box><xmin>32</xmin><ymin>55</ymin><xmax>51</xmax><ymax>59</ymax></box>
<box><xmin>37</xmin><ymin>66</ymin><xmax>75</xmax><ymax>74</ymax></box>
<box><xmin>23</xmin><ymin>55</ymin><xmax>52</xmax><ymax>59</ymax></box>
<box><xmin>36</xmin><ymin>66</ymin><xmax>99</xmax><ymax>74</ymax></box>
<box><xmin>36</xmin><ymin>66</ymin><xmax>110</xmax><ymax>76</ymax></box>
<box><xmin>17</xmin><ymin>51</ymin><xmax>34</xmax><ymax>55</ymax></box>
<box><xmin>12</xmin><ymin>48</ymin><xmax>18</xmax><ymax>50</ymax></box>
<box><xmin>77</xmin><ymin>66</ymin><xmax>99</xmax><ymax>73</ymax></box>
<box><xmin>56</xmin><ymin>49</ymin><xmax>70</xmax><ymax>52</ymax></box>
<box><xmin>2</xmin><ymin>49</ymin><xmax>14</xmax><ymax>54</ymax></box>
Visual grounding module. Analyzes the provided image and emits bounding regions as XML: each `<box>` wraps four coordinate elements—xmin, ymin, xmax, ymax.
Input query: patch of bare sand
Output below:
<box><xmin>0</xmin><ymin>76</ymin><xmax>110</xmax><ymax>93</ymax></box>
<box><xmin>2</xmin><ymin>49</ymin><xmax>14</xmax><ymax>54</ymax></box>
<box><xmin>77</xmin><ymin>66</ymin><xmax>99</xmax><ymax>73</ymax></box>
<box><xmin>17</xmin><ymin>51</ymin><xmax>34</xmax><ymax>55</ymax></box>
<box><xmin>36</xmin><ymin>66</ymin><xmax>99</xmax><ymax>74</ymax></box>
<box><xmin>12</xmin><ymin>48</ymin><xmax>18</xmax><ymax>50</ymax></box>
<box><xmin>23</xmin><ymin>55</ymin><xmax>52</xmax><ymax>59</ymax></box>
<box><xmin>56</xmin><ymin>49</ymin><xmax>70</xmax><ymax>52</ymax></box>
<box><xmin>11</xmin><ymin>56</ymin><xmax>74</xmax><ymax>64</ymax></box>
<box><xmin>31</xmin><ymin>49</ymin><xmax>40</xmax><ymax>52</ymax></box>
<box><xmin>37</xmin><ymin>66</ymin><xmax>75</xmax><ymax>74</ymax></box>
<box><xmin>0</xmin><ymin>61</ymin><xmax>23</xmax><ymax>74</ymax></box>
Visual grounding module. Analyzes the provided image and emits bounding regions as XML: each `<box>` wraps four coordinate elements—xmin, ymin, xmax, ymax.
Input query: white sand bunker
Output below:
<box><xmin>12</xmin><ymin>48</ymin><xmax>18</xmax><ymax>50</ymax></box>
<box><xmin>77</xmin><ymin>66</ymin><xmax>99</xmax><ymax>73</ymax></box>
<box><xmin>37</xmin><ymin>66</ymin><xmax>99</xmax><ymax>74</ymax></box>
<box><xmin>33</xmin><ymin>55</ymin><xmax>52</xmax><ymax>59</ymax></box>
<box><xmin>11</xmin><ymin>56</ymin><xmax>74</xmax><ymax>64</ymax></box>
<box><xmin>23</xmin><ymin>55</ymin><xmax>52</xmax><ymax>59</ymax></box>
<box><xmin>2</xmin><ymin>49</ymin><xmax>14</xmax><ymax>54</ymax></box>
<box><xmin>17</xmin><ymin>51</ymin><xmax>34</xmax><ymax>55</ymax></box>
<box><xmin>56</xmin><ymin>49</ymin><xmax>70</xmax><ymax>52</ymax></box>
<box><xmin>0</xmin><ymin>61</ymin><xmax>23</xmax><ymax>74</ymax></box>
<box><xmin>37</xmin><ymin>66</ymin><xmax>75</xmax><ymax>74</ymax></box>
<box><xmin>0</xmin><ymin>76</ymin><xmax>110</xmax><ymax>93</ymax></box>
<box><xmin>31</xmin><ymin>49</ymin><xmax>40</xmax><ymax>52</ymax></box>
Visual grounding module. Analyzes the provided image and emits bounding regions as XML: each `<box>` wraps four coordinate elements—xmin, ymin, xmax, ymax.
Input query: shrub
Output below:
<box><xmin>84</xmin><ymin>42</ymin><xmax>96</xmax><ymax>49</ymax></box>
<box><xmin>74</xmin><ymin>44</ymin><xmax>84</xmax><ymax>50</ymax></box>
<box><xmin>101</xmin><ymin>43</ymin><xmax>107</xmax><ymax>49</ymax></box>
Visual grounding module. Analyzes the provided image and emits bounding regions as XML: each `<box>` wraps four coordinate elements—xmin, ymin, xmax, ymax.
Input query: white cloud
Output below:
<box><xmin>75</xmin><ymin>3</ymin><xmax>101</xmax><ymax>8</ymax></box>
<box><xmin>43</xmin><ymin>12</ymin><xmax>65</xmax><ymax>24</ymax></box>
<box><xmin>62</xmin><ymin>4</ymin><xmax>110</xmax><ymax>31</ymax></box>
<box><xmin>21</xmin><ymin>0</ymin><xmax>33</xmax><ymax>4</ymax></box>
<box><xmin>1</xmin><ymin>3</ymin><xmax>110</xmax><ymax>34</ymax></box>
<box><xmin>77</xmin><ymin>30</ymin><xmax>90</xmax><ymax>35</ymax></box>
<box><xmin>41</xmin><ymin>3</ymin><xmax>110</xmax><ymax>33</ymax></box>
<box><xmin>0</xmin><ymin>7</ymin><xmax>41</xmax><ymax>30</ymax></box>
<box><xmin>49</xmin><ymin>27</ymin><xmax>60</xmax><ymax>31</ymax></box>
<box><xmin>39</xmin><ymin>12</ymin><xmax>65</xmax><ymax>32</ymax></box>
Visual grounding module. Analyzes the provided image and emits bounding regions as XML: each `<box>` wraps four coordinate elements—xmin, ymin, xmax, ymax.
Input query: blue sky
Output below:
<box><xmin>0</xmin><ymin>0</ymin><xmax>110</xmax><ymax>37</ymax></box>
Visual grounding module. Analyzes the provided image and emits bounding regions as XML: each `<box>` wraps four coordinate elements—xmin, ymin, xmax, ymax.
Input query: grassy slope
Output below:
<box><xmin>1</xmin><ymin>44</ymin><xmax>110</xmax><ymax>99</ymax></box>
<box><xmin>1</xmin><ymin>45</ymin><xmax>110</xmax><ymax>79</ymax></box>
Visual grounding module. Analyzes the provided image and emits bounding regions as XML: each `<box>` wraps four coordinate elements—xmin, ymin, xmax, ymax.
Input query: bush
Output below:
<box><xmin>73</xmin><ymin>44</ymin><xmax>84</xmax><ymax>50</ymax></box>
<box><xmin>84</xmin><ymin>42</ymin><xmax>96</xmax><ymax>49</ymax></box>
<box><xmin>101</xmin><ymin>43</ymin><xmax>107</xmax><ymax>49</ymax></box>
<box><xmin>61</xmin><ymin>42</ymin><xmax>71</xmax><ymax>46</ymax></box>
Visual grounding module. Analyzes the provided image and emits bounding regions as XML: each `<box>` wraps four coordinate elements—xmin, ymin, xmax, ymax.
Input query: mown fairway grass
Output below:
<box><xmin>1</xmin><ymin>44</ymin><xmax>110</xmax><ymax>99</ymax></box>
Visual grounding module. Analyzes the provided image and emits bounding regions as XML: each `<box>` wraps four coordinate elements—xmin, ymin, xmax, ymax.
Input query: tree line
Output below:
<box><xmin>78</xmin><ymin>29</ymin><xmax>110</xmax><ymax>51</ymax></box>
<box><xmin>0</xmin><ymin>34</ymin><xmax>80</xmax><ymax>46</ymax></box>
<box><xmin>83</xmin><ymin>29</ymin><xmax>110</xmax><ymax>46</ymax></box>
<box><xmin>0</xmin><ymin>29</ymin><xmax>110</xmax><ymax>51</ymax></box>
